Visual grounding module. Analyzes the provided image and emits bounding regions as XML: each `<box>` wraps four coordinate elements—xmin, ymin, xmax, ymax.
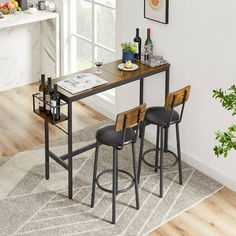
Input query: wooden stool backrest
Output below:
<box><xmin>115</xmin><ymin>103</ymin><xmax>146</xmax><ymax>132</ymax></box>
<box><xmin>165</xmin><ymin>86</ymin><xmax>191</xmax><ymax>110</ymax></box>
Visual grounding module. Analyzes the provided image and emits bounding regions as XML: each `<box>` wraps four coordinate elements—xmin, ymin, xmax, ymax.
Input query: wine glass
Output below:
<box><xmin>156</xmin><ymin>49</ymin><xmax>164</xmax><ymax>62</ymax></box>
<box><xmin>94</xmin><ymin>59</ymin><xmax>103</xmax><ymax>75</ymax></box>
<box><xmin>142</xmin><ymin>45</ymin><xmax>149</xmax><ymax>64</ymax></box>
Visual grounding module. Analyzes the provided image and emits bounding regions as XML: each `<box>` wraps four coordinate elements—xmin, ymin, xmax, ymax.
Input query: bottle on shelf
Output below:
<box><xmin>39</xmin><ymin>74</ymin><xmax>46</xmax><ymax>112</ymax></box>
<box><xmin>45</xmin><ymin>77</ymin><xmax>53</xmax><ymax>115</ymax></box>
<box><xmin>38</xmin><ymin>0</ymin><xmax>46</xmax><ymax>10</ymax></box>
<box><xmin>18</xmin><ymin>0</ymin><xmax>28</xmax><ymax>11</ymax></box>
<box><xmin>50</xmin><ymin>84</ymin><xmax>61</xmax><ymax>121</ymax></box>
<box><xmin>144</xmin><ymin>28</ymin><xmax>153</xmax><ymax>60</ymax></box>
<box><xmin>134</xmin><ymin>28</ymin><xmax>142</xmax><ymax>60</ymax></box>
<box><xmin>46</xmin><ymin>0</ymin><xmax>56</xmax><ymax>12</ymax></box>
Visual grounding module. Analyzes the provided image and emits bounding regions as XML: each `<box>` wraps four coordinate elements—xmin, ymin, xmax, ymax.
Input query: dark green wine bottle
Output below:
<box><xmin>144</xmin><ymin>28</ymin><xmax>153</xmax><ymax>60</ymax></box>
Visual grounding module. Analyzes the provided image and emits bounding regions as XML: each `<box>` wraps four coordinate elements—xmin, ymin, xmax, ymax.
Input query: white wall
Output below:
<box><xmin>116</xmin><ymin>0</ymin><xmax>236</xmax><ymax>191</ymax></box>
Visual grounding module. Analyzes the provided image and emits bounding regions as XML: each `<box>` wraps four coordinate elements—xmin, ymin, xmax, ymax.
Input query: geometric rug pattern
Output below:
<box><xmin>0</xmin><ymin>123</ymin><xmax>223</xmax><ymax>236</ymax></box>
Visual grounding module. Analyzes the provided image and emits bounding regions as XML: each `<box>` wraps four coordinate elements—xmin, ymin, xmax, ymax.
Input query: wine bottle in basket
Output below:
<box><xmin>39</xmin><ymin>74</ymin><xmax>46</xmax><ymax>112</ymax></box>
<box><xmin>50</xmin><ymin>84</ymin><xmax>61</xmax><ymax>121</ymax></box>
<box><xmin>45</xmin><ymin>77</ymin><xmax>53</xmax><ymax>115</ymax></box>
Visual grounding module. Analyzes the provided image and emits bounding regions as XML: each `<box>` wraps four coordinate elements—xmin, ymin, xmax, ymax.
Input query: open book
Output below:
<box><xmin>57</xmin><ymin>73</ymin><xmax>108</xmax><ymax>94</ymax></box>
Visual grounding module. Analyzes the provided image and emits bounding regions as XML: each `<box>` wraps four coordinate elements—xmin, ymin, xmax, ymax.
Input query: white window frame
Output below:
<box><xmin>68</xmin><ymin>0</ymin><xmax>116</xmax><ymax>73</ymax></box>
<box><xmin>61</xmin><ymin>0</ymin><xmax>117</xmax><ymax>119</ymax></box>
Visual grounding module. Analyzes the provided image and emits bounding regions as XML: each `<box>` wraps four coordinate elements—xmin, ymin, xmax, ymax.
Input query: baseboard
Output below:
<box><xmin>178</xmin><ymin>150</ymin><xmax>236</xmax><ymax>192</ymax></box>
<box><xmin>81</xmin><ymin>95</ymin><xmax>117</xmax><ymax>121</ymax></box>
<box><xmin>145</xmin><ymin>129</ymin><xmax>236</xmax><ymax>192</ymax></box>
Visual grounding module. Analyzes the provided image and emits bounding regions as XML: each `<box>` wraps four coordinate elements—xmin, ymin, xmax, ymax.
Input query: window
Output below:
<box><xmin>69</xmin><ymin>0</ymin><xmax>116</xmax><ymax>72</ymax></box>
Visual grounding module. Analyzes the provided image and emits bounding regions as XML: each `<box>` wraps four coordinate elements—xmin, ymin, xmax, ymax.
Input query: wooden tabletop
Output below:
<box><xmin>54</xmin><ymin>60</ymin><xmax>170</xmax><ymax>102</ymax></box>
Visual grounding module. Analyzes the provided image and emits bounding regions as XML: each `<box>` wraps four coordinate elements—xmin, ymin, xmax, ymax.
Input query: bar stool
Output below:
<box><xmin>138</xmin><ymin>86</ymin><xmax>191</xmax><ymax>198</ymax></box>
<box><xmin>91</xmin><ymin>103</ymin><xmax>146</xmax><ymax>224</ymax></box>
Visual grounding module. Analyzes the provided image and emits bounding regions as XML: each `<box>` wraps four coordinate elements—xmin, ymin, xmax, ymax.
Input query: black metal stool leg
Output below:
<box><xmin>112</xmin><ymin>146</ymin><xmax>117</xmax><ymax>224</ymax></box>
<box><xmin>176</xmin><ymin>123</ymin><xmax>183</xmax><ymax>185</ymax></box>
<box><xmin>155</xmin><ymin>126</ymin><xmax>160</xmax><ymax>172</ymax></box>
<box><xmin>116</xmin><ymin>148</ymin><xmax>118</xmax><ymax>195</ymax></box>
<box><xmin>138</xmin><ymin>123</ymin><xmax>146</xmax><ymax>184</ymax></box>
<box><xmin>160</xmin><ymin>126</ymin><xmax>164</xmax><ymax>198</ymax></box>
<box><xmin>164</xmin><ymin>127</ymin><xmax>168</xmax><ymax>153</ymax></box>
<box><xmin>91</xmin><ymin>141</ymin><xmax>100</xmax><ymax>208</ymax></box>
<box><xmin>132</xmin><ymin>142</ymin><xmax>140</xmax><ymax>210</ymax></box>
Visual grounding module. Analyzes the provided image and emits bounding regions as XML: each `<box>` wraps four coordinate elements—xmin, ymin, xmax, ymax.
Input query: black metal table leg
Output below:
<box><xmin>45</xmin><ymin>120</ymin><xmax>49</xmax><ymax>180</ymax></box>
<box><xmin>139</xmin><ymin>78</ymin><xmax>144</xmax><ymax>139</ymax></box>
<box><xmin>164</xmin><ymin>68</ymin><xmax>170</xmax><ymax>150</ymax></box>
<box><xmin>139</xmin><ymin>78</ymin><xmax>144</xmax><ymax>105</ymax></box>
<box><xmin>68</xmin><ymin>101</ymin><xmax>73</xmax><ymax>199</ymax></box>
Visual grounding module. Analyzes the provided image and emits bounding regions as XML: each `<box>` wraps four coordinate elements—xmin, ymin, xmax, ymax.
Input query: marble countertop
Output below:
<box><xmin>0</xmin><ymin>10</ymin><xmax>59</xmax><ymax>30</ymax></box>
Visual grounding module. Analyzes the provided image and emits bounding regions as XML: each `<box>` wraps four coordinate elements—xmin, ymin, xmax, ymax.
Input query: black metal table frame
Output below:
<box><xmin>44</xmin><ymin>65</ymin><xmax>170</xmax><ymax>199</ymax></box>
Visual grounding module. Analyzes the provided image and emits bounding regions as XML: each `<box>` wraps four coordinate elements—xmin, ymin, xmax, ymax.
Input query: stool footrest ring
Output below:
<box><xmin>142</xmin><ymin>148</ymin><xmax>178</xmax><ymax>169</ymax></box>
<box><xmin>96</xmin><ymin>169</ymin><xmax>135</xmax><ymax>194</ymax></box>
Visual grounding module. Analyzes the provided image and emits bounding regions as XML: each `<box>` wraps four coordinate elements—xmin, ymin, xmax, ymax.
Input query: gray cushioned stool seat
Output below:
<box><xmin>96</xmin><ymin>124</ymin><xmax>135</xmax><ymax>146</ymax></box>
<box><xmin>145</xmin><ymin>106</ymin><xmax>179</xmax><ymax>126</ymax></box>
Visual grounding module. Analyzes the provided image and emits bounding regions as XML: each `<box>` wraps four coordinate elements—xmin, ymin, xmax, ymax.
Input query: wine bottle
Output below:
<box><xmin>45</xmin><ymin>77</ymin><xmax>53</xmax><ymax>115</ymax></box>
<box><xmin>50</xmin><ymin>84</ymin><xmax>61</xmax><ymax>121</ymax></box>
<box><xmin>144</xmin><ymin>28</ymin><xmax>153</xmax><ymax>60</ymax></box>
<box><xmin>134</xmin><ymin>28</ymin><xmax>142</xmax><ymax>60</ymax></box>
<box><xmin>39</xmin><ymin>74</ymin><xmax>46</xmax><ymax>112</ymax></box>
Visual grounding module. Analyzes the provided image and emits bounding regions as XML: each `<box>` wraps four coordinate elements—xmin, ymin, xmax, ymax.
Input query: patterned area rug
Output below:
<box><xmin>0</xmin><ymin>122</ymin><xmax>222</xmax><ymax>236</ymax></box>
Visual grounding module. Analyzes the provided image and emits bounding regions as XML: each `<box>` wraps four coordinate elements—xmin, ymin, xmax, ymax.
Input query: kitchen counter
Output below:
<box><xmin>0</xmin><ymin>10</ymin><xmax>58</xmax><ymax>30</ymax></box>
<box><xmin>0</xmin><ymin>10</ymin><xmax>60</xmax><ymax>92</ymax></box>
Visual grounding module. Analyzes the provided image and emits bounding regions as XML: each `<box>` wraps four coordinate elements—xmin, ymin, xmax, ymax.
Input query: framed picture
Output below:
<box><xmin>144</xmin><ymin>0</ymin><xmax>169</xmax><ymax>24</ymax></box>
